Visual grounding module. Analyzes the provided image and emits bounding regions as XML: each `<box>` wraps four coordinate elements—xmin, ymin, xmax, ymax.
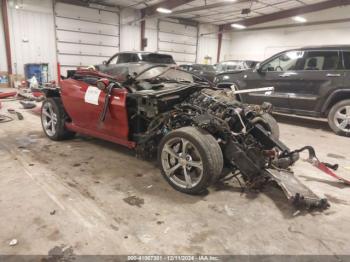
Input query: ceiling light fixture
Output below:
<box><xmin>156</xmin><ymin>7</ymin><xmax>172</xmax><ymax>14</ymax></box>
<box><xmin>293</xmin><ymin>16</ymin><xmax>307</xmax><ymax>23</ymax></box>
<box><xmin>231</xmin><ymin>23</ymin><xmax>246</xmax><ymax>29</ymax></box>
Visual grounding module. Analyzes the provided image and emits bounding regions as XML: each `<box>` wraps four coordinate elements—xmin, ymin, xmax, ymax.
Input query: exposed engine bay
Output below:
<box><xmin>123</xmin><ymin>83</ymin><xmax>329</xmax><ymax>209</ymax></box>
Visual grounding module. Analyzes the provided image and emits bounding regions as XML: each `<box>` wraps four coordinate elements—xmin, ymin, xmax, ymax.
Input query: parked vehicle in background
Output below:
<box><xmin>215</xmin><ymin>60</ymin><xmax>259</xmax><ymax>74</ymax></box>
<box><xmin>214</xmin><ymin>45</ymin><xmax>350</xmax><ymax>136</ymax></box>
<box><xmin>95</xmin><ymin>52</ymin><xmax>176</xmax><ymax>80</ymax></box>
<box><xmin>179</xmin><ymin>64</ymin><xmax>216</xmax><ymax>82</ymax></box>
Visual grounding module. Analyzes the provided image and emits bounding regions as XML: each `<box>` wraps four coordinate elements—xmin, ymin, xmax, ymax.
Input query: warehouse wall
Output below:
<box><xmin>144</xmin><ymin>17</ymin><xmax>158</xmax><ymax>52</ymax></box>
<box><xmin>0</xmin><ymin>4</ymin><xmax>8</xmax><ymax>72</ymax></box>
<box><xmin>197</xmin><ymin>24</ymin><xmax>217</xmax><ymax>64</ymax></box>
<box><xmin>120</xmin><ymin>8</ymin><xmax>140</xmax><ymax>51</ymax></box>
<box><xmin>228</xmin><ymin>7</ymin><xmax>350</xmax><ymax>61</ymax></box>
<box><xmin>196</xmin><ymin>24</ymin><xmax>232</xmax><ymax>64</ymax></box>
<box><xmin>221</xmin><ymin>35</ymin><xmax>231</xmax><ymax>62</ymax></box>
<box><xmin>7</xmin><ymin>0</ymin><xmax>57</xmax><ymax>80</ymax></box>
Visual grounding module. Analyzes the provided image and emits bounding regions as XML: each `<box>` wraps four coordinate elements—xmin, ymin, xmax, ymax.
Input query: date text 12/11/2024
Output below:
<box><xmin>127</xmin><ymin>255</ymin><xmax>220</xmax><ymax>261</ymax></box>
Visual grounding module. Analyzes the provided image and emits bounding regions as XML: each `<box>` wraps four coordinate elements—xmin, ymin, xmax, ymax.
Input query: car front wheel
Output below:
<box><xmin>158</xmin><ymin>127</ymin><xmax>223</xmax><ymax>194</ymax></box>
<box><xmin>328</xmin><ymin>99</ymin><xmax>350</xmax><ymax>136</ymax></box>
<box><xmin>41</xmin><ymin>98</ymin><xmax>75</xmax><ymax>141</ymax></box>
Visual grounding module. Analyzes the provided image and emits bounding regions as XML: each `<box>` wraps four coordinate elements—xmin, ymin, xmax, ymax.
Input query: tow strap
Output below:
<box><xmin>292</xmin><ymin>146</ymin><xmax>350</xmax><ymax>185</ymax></box>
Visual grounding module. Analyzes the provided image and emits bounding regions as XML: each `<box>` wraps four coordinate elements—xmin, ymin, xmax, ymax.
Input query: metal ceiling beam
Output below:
<box><xmin>234</xmin><ymin>17</ymin><xmax>350</xmax><ymax>32</ymax></box>
<box><xmin>222</xmin><ymin>0</ymin><xmax>350</xmax><ymax>30</ymax></box>
<box><xmin>171</xmin><ymin>0</ymin><xmax>251</xmax><ymax>15</ymax></box>
<box><xmin>143</xmin><ymin>0</ymin><xmax>196</xmax><ymax>16</ymax></box>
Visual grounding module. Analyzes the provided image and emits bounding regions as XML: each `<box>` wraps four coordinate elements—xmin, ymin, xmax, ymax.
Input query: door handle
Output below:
<box><xmin>279</xmin><ymin>74</ymin><xmax>291</xmax><ymax>78</ymax></box>
<box><xmin>326</xmin><ymin>73</ymin><xmax>341</xmax><ymax>77</ymax></box>
<box><xmin>279</xmin><ymin>72</ymin><xmax>297</xmax><ymax>77</ymax></box>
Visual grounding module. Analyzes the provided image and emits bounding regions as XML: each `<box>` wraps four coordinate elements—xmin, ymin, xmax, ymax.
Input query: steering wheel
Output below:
<box><xmin>275</xmin><ymin>66</ymin><xmax>283</xmax><ymax>72</ymax></box>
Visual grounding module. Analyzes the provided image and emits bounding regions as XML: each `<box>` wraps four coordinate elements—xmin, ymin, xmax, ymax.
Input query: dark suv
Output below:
<box><xmin>215</xmin><ymin>46</ymin><xmax>350</xmax><ymax>136</ymax></box>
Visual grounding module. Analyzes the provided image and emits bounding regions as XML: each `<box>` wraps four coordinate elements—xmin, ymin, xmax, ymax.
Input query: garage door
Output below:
<box><xmin>54</xmin><ymin>2</ymin><xmax>120</xmax><ymax>75</ymax></box>
<box><xmin>158</xmin><ymin>20</ymin><xmax>198</xmax><ymax>64</ymax></box>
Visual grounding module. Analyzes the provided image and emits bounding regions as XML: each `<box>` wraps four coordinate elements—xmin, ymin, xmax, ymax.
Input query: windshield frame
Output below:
<box><xmin>135</xmin><ymin>65</ymin><xmax>212</xmax><ymax>86</ymax></box>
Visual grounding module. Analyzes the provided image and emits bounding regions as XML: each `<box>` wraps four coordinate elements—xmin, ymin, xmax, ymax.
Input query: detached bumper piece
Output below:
<box><xmin>266</xmin><ymin>169</ymin><xmax>329</xmax><ymax>209</ymax></box>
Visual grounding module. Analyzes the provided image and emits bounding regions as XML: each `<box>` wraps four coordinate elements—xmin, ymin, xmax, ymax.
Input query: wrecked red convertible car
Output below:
<box><xmin>40</xmin><ymin>65</ymin><xmax>329</xmax><ymax>209</ymax></box>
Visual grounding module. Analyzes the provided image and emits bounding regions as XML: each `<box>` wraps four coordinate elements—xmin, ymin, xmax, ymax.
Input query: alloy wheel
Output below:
<box><xmin>42</xmin><ymin>102</ymin><xmax>58</xmax><ymax>137</ymax></box>
<box><xmin>334</xmin><ymin>106</ymin><xmax>350</xmax><ymax>133</ymax></box>
<box><xmin>161</xmin><ymin>137</ymin><xmax>203</xmax><ymax>189</ymax></box>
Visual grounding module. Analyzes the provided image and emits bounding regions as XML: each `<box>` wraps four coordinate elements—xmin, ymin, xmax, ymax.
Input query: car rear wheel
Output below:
<box><xmin>41</xmin><ymin>98</ymin><xmax>75</xmax><ymax>141</ymax></box>
<box><xmin>328</xmin><ymin>99</ymin><xmax>350</xmax><ymax>137</ymax></box>
<box><xmin>158</xmin><ymin>127</ymin><xmax>223</xmax><ymax>194</ymax></box>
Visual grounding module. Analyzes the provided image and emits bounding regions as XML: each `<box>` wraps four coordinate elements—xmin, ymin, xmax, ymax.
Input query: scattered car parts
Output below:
<box><xmin>0</xmin><ymin>91</ymin><xmax>17</xmax><ymax>99</ymax></box>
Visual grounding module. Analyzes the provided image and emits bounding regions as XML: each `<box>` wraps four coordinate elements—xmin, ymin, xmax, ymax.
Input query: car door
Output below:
<box><xmin>343</xmin><ymin>50</ymin><xmax>350</xmax><ymax>89</ymax></box>
<box><xmin>61</xmin><ymin>76</ymin><xmax>129</xmax><ymax>141</ymax></box>
<box><xmin>287</xmin><ymin>50</ymin><xmax>345</xmax><ymax>114</ymax></box>
<box><xmin>243</xmin><ymin>50</ymin><xmax>303</xmax><ymax>112</ymax></box>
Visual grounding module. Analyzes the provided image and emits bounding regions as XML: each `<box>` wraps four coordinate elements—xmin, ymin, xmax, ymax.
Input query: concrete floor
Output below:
<box><xmin>0</xmin><ymin>95</ymin><xmax>350</xmax><ymax>256</ymax></box>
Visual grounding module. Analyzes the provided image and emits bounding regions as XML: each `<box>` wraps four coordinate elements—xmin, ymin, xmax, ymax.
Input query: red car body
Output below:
<box><xmin>60</xmin><ymin>69</ymin><xmax>135</xmax><ymax>148</ymax></box>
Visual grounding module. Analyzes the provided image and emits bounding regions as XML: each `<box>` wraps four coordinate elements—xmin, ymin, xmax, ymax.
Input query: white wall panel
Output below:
<box><xmin>56</xmin><ymin>30</ymin><xmax>119</xmax><ymax>47</ymax></box>
<box><xmin>221</xmin><ymin>38</ymin><xmax>232</xmax><ymax>61</ymax></box>
<box><xmin>159</xmin><ymin>32</ymin><xmax>197</xmax><ymax>45</ymax></box>
<box><xmin>158</xmin><ymin>20</ymin><xmax>198</xmax><ymax>64</ymax></box>
<box><xmin>144</xmin><ymin>17</ymin><xmax>157</xmax><ymax>52</ymax></box>
<box><xmin>159</xmin><ymin>20</ymin><xmax>197</xmax><ymax>36</ymax></box>
<box><xmin>55</xmin><ymin>17</ymin><xmax>119</xmax><ymax>35</ymax></box>
<box><xmin>229</xmin><ymin>7</ymin><xmax>350</xmax><ymax>62</ymax></box>
<box><xmin>0</xmin><ymin>4</ymin><xmax>8</xmax><ymax>72</ymax></box>
<box><xmin>158</xmin><ymin>41</ymin><xmax>196</xmax><ymax>54</ymax></box>
<box><xmin>57</xmin><ymin>42</ymin><xmax>116</xmax><ymax>57</ymax></box>
<box><xmin>55</xmin><ymin>3</ymin><xmax>118</xmax><ymax>25</ymax></box>
<box><xmin>55</xmin><ymin>2</ymin><xmax>119</xmax><ymax>74</ymax></box>
<box><xmin>197</xmin><ymin>24</ymin><xmax>218</xmax><ymax>64</ymax></box>
<box><xmin>58</xmin><ymin>54</ymin><xmax>105</xmax><ymax>67</ymax></box>
<box><xmin>119</xmin><ymin>8</ymin><xmax>140</xmax><ymax>51</ymax></box>
<box><xmin>8</xmin><ymin>0</ymin><xmax>57</xmax><ymax>80</ymax></box>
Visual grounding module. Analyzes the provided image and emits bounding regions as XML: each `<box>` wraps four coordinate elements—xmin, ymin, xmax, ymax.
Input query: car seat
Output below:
<box><xmin>305</xmin><ymin>58</ymin><xmax>318</xmax><ymax>70</ymax></box>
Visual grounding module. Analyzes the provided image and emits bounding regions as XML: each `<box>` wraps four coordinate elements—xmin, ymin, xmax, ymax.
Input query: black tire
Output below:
<box><xmin>41</xmin><ymin>97</ymin><xmax>75</xmax><ymax>141</ymax></box>
<box><xmin>328</xmin><ymin>99</ymin><xmax>350</xmax><ymax>137</ymax></box>
<box><xmin>253</xmin><ymin>113</ymin><xmax>280</xmax><ymax>139</ymax></box>
<box><xmin>158</xmin><ymin>127</ymin><xmax>223</xmax><ymax>194</ymax></box>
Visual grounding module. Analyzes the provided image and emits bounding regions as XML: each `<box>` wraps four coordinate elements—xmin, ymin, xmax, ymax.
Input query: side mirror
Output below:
<box><xmin>96</xmin><ymin>78</ymin><xmax>110</xmax><ymax>91</ymax></box>
<box><xmin>256</xmin><ymin>63</ymin><xmax>265</xmax><ymax>74</ymax></box>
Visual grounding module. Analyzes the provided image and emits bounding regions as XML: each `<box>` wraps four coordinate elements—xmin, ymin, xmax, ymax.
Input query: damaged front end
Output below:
<box><xmin>190</xmin><ymin>89</ymin><xmax>329</xmax><ymax>209</ymax></box>
<box><xmin>119</xmin><ymin>65</ymin><xmax>329</xmax><ymax>209</ymax></box>
<box><xmin>141</xmin><ymin>88</ymin><xmax>329</xmax><ymax>209</ymax></box>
